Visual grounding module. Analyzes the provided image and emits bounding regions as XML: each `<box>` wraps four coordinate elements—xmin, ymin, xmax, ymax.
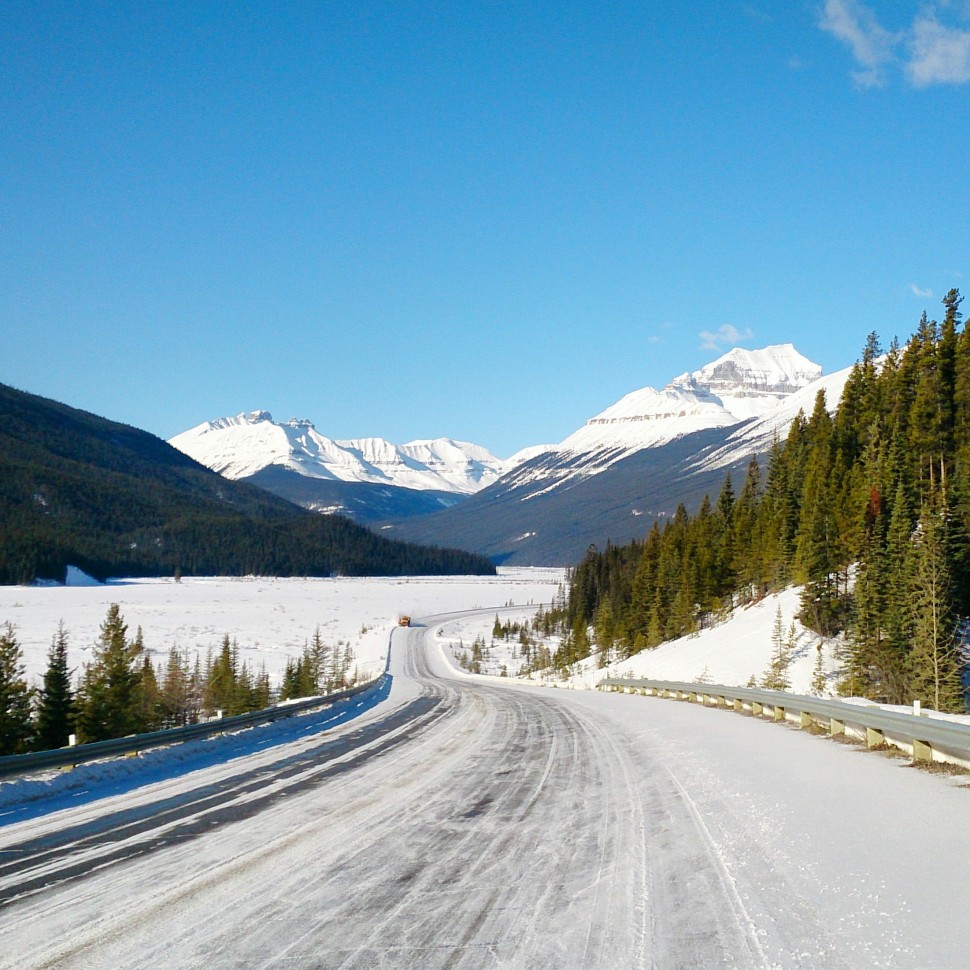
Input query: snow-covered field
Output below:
<box><xmin>0</xmin><ymin>568</ymin><xmax>565</xmax><ymax>687</ymax></box>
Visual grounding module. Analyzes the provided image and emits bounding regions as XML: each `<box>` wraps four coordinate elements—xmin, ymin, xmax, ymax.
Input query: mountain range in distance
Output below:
<box><xmin>170</xmin><ymin>344</ymin><xmax>854</xmax><ymax>565</ymax></box>
<box><xmin>0</xmin><ymin>382</ymin><xmax>496</xmax><ymax>585</ymax></box>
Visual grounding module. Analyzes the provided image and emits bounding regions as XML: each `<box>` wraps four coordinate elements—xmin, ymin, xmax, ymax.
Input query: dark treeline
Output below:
<box><xmin>0</xmin><ymin>606</ymin><xmax>358</xmax><ymax>756</ymax></box>
<box><xmin>555</xmin><ymin>291</ymin><xmax>970</xmax><ymax>712</ymax></box>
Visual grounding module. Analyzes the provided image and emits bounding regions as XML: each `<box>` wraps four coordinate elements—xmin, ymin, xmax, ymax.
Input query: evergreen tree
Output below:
<box><xmin>593</xmin><ymin>596</ymin><xmax>615</xmax><ymax>656</ymax></box>
<box><xmin>306</xmin><ymin>626</ymin><xmax>330</xmax><ymax>694</ymax></box>
<box><xmin>0</xmin><ymin>622</ymin><xmax>34</xmax><ymax>755</ymax></box>
<box><xmin>135</xmin><ymin>654</ymin><xmax>163</xmax><ymax>730</ymax></box>
<box><xmin>713</xmin><ymin>473</ymin><xmax>737</xmax><ymax>591</ymax></box>
<box><xmin>761</xmin><ymin>607</ymin><xmax>792</xmax><ymax>691</ymax></box>
<box><xmin>35</xmin><ymin>621</ymin><xmax>75</xmax><ymax>750</ymax></box>
<box><xmin>76</xmin><ymin>604</ymin><xmax>141</xmax><ymax>743</ymax></box>
<box><xmin>732</xmin><ymin>458</ymin><xmax>763</xmax><ymax>594</ymax></box>
<box><xmin>279</xmin><ymin>658</ymin><xmax>302</xmax><ymax>700</ymax></box>
<box><xmin>160</xmin><ymin>646</ymin><xmax>192</xmax><ymax>727</ymax></box>
<box><xmin>877</xmin><ymin>484</ymin><xmax>917</xmax><ymax>702</ymax></box>
<box><xmin>906</xmin><ymin>493</ymin><xmax>965</xmax><ymax>711</ymax></box>
<box><xmin>810</xmin><ymin>643</ymin><xmax>827</xmax><ymax>696</ymax></box>
<box><xmin>231</xmin><ymin>661</ymin><xmax>256</xmax><ymax>712</ymax></box>
<box><xmin>757</xmin><ymin>438</ymin><xmax>797</xmax><ymax>588</ymax></box>
<box><xmin>253</xmin><ymin>663</ymin><xmax>272</xmax><ymax>709</ymax></box>
<box><xmin>204</xmin><ymin>634</ymin><xmax>237</xmax><ymax>714</ymax></box>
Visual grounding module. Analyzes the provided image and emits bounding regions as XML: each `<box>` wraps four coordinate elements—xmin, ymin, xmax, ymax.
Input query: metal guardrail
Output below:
<box><xmin>598</xmin><ymin>677</ymin><xmax>970</xmax><ymax>769</ymax></box>
<box><xmin>0</xmin><ymin>674</ymin><xmax>388</xmax><ymax>780</ymax></box>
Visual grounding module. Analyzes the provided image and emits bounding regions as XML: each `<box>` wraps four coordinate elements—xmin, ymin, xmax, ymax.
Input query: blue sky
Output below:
<box><xmin>3</xmin><ymin>1</ymin><xmax>970</xmax><ymax>457</ymax></box>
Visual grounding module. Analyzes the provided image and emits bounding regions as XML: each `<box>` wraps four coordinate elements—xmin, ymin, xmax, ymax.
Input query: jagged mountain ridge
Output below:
<box><xmin>169</xmin><ymin>411</ymin><xmax>513</xmax><ymax>495</ymax></box>
<box><xmin>169</xmin><ymin>344</ymin><xmax>835</xmax><ymax>549</ymax></box>
<box><xmin>513</xmin><ymin>343</ymin><xmax>822</xmax><ymax>494</ymax></box>
<box><xmin>668</xmin><ymin>343</ymin><xmax>823</xmax><ymax>418</ymax></box>
<box><xmin>170</xmin><ymin>344</ymin><xmax>821</xmax><ymax>499</ymax></box>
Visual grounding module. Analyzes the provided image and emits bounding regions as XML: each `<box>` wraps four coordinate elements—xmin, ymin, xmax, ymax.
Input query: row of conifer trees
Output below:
<box><xmin>0</xmin><ymin>605</ymin><xmax>356</xmax><ymax>756</ymax></box>
<box><xmin>556</xmin><ymin>291</ymin><xmax>970</xmax><ymax>712</ymax></box>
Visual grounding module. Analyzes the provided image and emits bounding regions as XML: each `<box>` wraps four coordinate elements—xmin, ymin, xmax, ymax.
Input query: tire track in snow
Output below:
<box><xmin>0</xmin><ymin>694</ymin><xmax>445</xmax><ymax>908</ymax></box>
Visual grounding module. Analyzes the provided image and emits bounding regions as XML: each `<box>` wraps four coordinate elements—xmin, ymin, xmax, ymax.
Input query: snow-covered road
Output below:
<box><xmin>2</xmin><ymin>610</ymin><xmax>969</xmax><ymax>968</ymax></box>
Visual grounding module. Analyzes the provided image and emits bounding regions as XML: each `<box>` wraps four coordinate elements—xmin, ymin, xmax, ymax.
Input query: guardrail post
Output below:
<box><xmin>799</xmin><ymin>711</ymin><xmax>814</xmax><ymax>729</ymax></box>
<box><xmin>733</xmin><ymin>698</ymin><xmax>743</xmax><ymax>713</ymax></box>
<box><xmin>773</xmin><ymin>705</ymin><xmax>786</xmax><ymax>722</ymax></box>
<box><xmin>752</xmin><ymin>700</ymin><xmax>764</xmax><ymax>716</ymax></box>
<box><xmin>830</xmin><ymin>717</ymin><xmax>845</xmax><ymax>737</ymax></box>
<box><xmin>866</xmin><ymin>726</ymin><xmax>885</xmax><ymax>749</ymax></box>
<box><xmin>912</xmin><ymin>738</ymin><xmax>933</xmax><ymax>763</ymax></box>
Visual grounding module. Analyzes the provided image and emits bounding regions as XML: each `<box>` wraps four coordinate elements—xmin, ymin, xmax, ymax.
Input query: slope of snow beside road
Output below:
<box><xmin>573</xmin><ymin>586</ymin><xmax>832</xmax><ymax>693</ymax></box>
<box><xmin>435</xmin><ymin>586</ymin><xmax>831</xmax><ymax>695</ymax></box>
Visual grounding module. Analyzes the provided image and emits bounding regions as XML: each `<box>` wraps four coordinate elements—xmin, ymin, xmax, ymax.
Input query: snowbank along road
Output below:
<box><xmin>2</xmin><ymin>610</ymin><xmax>970</xmax><ymax>969</ymax></box>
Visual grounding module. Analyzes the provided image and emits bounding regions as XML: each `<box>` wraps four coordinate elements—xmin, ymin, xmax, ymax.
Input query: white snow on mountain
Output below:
<box><xmin>560</xmin><ymin>344</ymin><xmax>822</xmax><ymax>456</ymax></box>
<box><xmin>170</xmin><ymin>344</ymin><xmax>833</xmax><ymax>501</ymax></box>
<box><xmin>169</xmin><ymin>412</ymin><xmax>513</xmax><ymax>495</ymax></box>
<box><xmin>694</xmin><ymin>363</ymin><xmax>855</xmax><ymax>473</ymax></box>
<box><xmin>667</xmin><ymin>343</ymin><xmax>823</xmax><ymax>420</ymax></box>
<box><xmin>556</xmin><ymin>385</ymin><xmax>741</xmax><ymax>456</ymax></box>
<box><xmin>513</xmin><ymin>344</ymin><xmax>827</xmax><ymax>491</ymax></box>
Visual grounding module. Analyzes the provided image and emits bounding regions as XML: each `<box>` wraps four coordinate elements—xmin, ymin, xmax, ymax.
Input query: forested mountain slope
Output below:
<box><xmin>557</xmin><ymin>292</ymin><xmax>970</xmax><ymax>712</ymax></box>
<box><xmin>0</xmin><ymin>383</ymin><xmax>494</xmax><ymax>584</ymax></box>
<box><xmin>384</xmin><ymin>426</ymin><xmax>752</xmax><ymax>566</ymax></box>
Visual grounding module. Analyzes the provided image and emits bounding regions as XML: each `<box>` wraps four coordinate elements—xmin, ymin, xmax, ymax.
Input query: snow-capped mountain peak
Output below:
<box><xmin>169</xmin><ymin>344</ymin><xmax>828</xmax><ymax>514</ymax></box>
<box><xmin>668</xmin><ymin>344</ymin><xmax>823</xmax><ymax>421</ymax></box>
<box><xmin>169</xmin><ymin>413</ymin><xmax>513</xmax><ymax>495</ymax></box>
<box><xmin>557</xmin><ymin>344</ymin><xmax>821</xmax><ymax>457</ymax></box>
<box><xmin>509</xmin><ymin>344</ymin><xmax>825</xmax><ymax>492</ymax></box>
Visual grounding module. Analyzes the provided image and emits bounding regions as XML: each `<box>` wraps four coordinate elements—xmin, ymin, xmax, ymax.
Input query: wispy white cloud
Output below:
<box><xmin>699</xmin><ymin>325</ymin><xmax>754</xmax><ymax>351</ymax></box>
<box><xmin>819</xmin><ymin>1</ymin><xmax>970</xmax><ymax>87</ymax></box>
<box><xmin>911</xmin><ymin>283</ymin><xmax>934</xmax><ymax>298</ymax></box>
<box><xmin>907</xmin><ymin>15</ymin><xmax>970</xmax><ymax>85</ymax></box>
<box><xmin>741</xmin><ymin>3</ymin><xmax>773</xmax><ymax>24</ymax></box>
<box><xmin>819</xmin><ymin>0</ymin><xmax>899</xmax><ymax>88</ymax></box>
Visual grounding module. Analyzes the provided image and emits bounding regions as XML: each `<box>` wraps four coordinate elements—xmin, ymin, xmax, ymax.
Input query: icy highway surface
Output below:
<box><xmin>2</xmin><ymin>611</ymin><xmax>970</xmax><ymax>969</ymax></box>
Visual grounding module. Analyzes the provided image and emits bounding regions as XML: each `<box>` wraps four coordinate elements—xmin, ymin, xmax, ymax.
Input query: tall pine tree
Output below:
<box><xmin>35</xmin><ymin>621</ymin><xmax>75</xmax><ymax>750</ymax></box>
<box><xmin>0</xmin><ymin>622</ymin><xmax>33</xmax><ymax>755</ymax></box>
<box><xmin>76</xmin><ymin>604</ymin><xmax>141</xmax><ymax>743</ymax></box>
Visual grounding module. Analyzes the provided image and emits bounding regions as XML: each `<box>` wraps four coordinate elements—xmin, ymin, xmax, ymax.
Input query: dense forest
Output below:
<box><xmin>556</xmin><ymin>290</ymin><xmax>970</xmax><ymax>712</ymax></box>
<box><xmin>0</xmin><ymin>382</ymin><xmax>494</xmax><ymax>583</ymax></box>
<box><xmin>0</xmin><ymin>605</ymin><xmax>360</xmax><ymax>755</ymax></box>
